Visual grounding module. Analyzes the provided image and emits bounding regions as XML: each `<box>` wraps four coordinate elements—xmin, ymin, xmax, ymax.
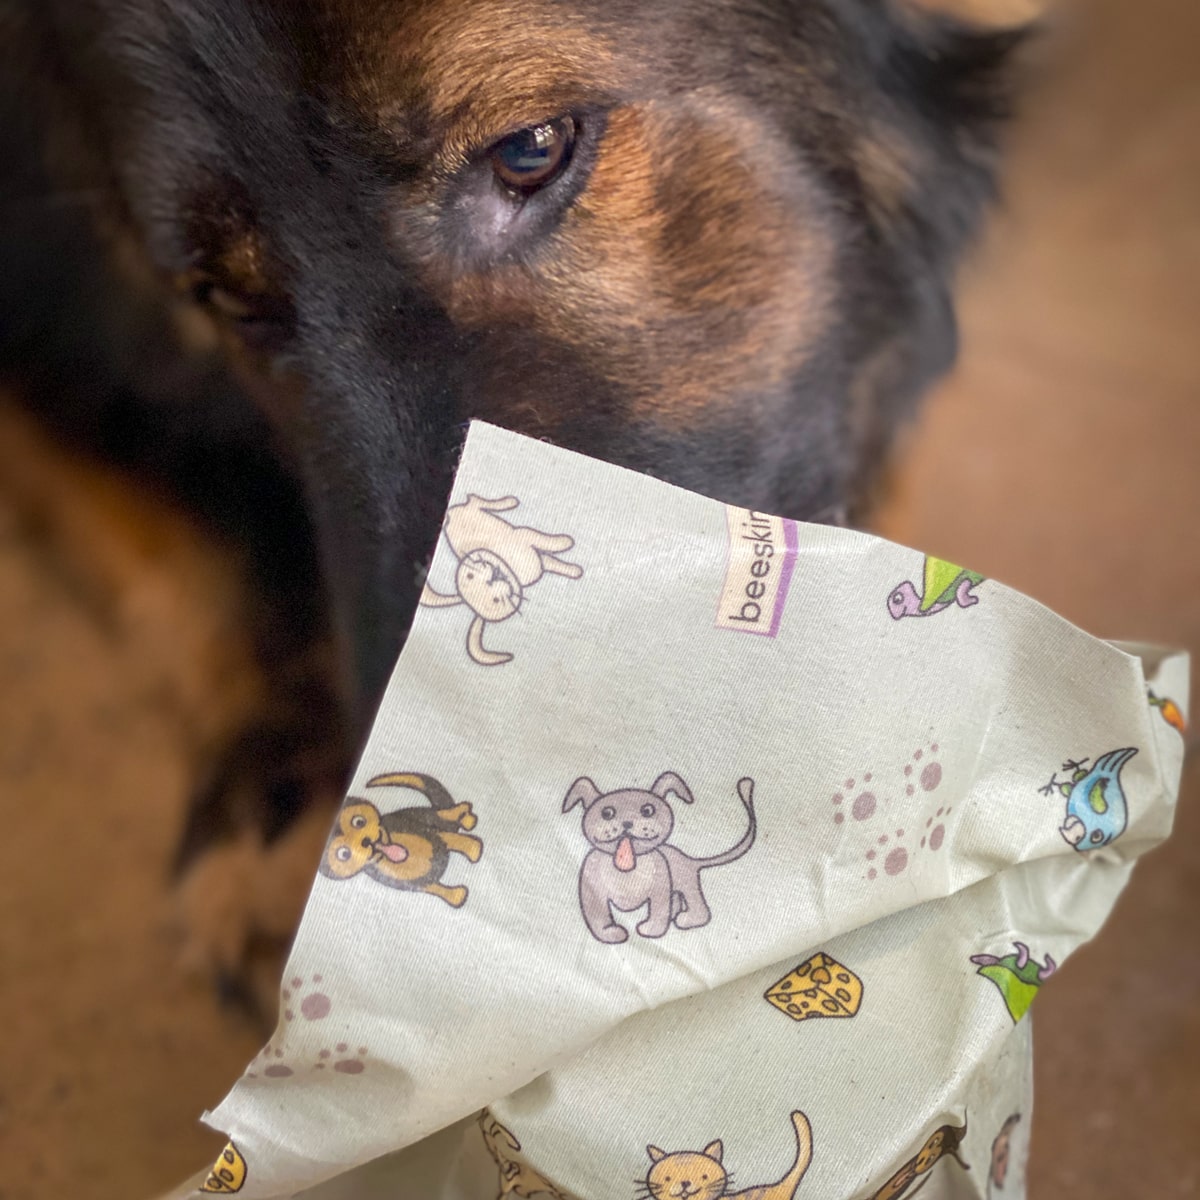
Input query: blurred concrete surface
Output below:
<box><xmin>0</xmin><ymin>0</ymin><xmax>1197</xmax><ymax>1196</ymax></box>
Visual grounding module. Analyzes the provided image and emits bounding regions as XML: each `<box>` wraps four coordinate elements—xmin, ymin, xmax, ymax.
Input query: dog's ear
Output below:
<box><xmin>891</xmin><ymin>0</ymin><xmax>1044</xmax><ymax>26</ymax></box>
<box><xmin>832</xmin><ymin>0</ymin><xmax>1035</xmax><ymax>500</ymax></box>
<box><xmin>892</xmin><ymin>3</ymin><xmax>1033</xmax><ymax>151</ymax></box>
<box><xmin>650</xmin><ymin>772</ymin><xmax>694</xmax><ymax>805</ymax></box>
<box><xmin>562</xmin><ymin>777</ymin><xmax>602</xmax><ymax>813</ymax></box>
<box><xmin>859</xmin><ymin>1</ymin><xmax>1036</xmax><ymax>266</ymax></box>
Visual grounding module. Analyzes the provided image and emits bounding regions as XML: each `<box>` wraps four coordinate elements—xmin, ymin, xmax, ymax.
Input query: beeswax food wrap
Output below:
<box><xmin>166</xmin><ymin>421</ymin><xmax>1187</xmax><ymax>1200</ymax></box>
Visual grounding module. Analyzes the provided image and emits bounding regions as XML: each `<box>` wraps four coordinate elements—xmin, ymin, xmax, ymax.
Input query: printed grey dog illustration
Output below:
<box><xmin>562</xmin><ymin>773</ymin><xmax>756</xmax><ymax>943</ymax></box>
<box><xmin>420</xmin><ymin>494</ymin><xmax>582</xmax><ymax>665</ymax></box>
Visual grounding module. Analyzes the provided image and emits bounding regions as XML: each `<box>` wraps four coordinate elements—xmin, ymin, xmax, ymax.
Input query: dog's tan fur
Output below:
<box><xmin>0</xmin><ymin>398</ymin><xmax>261</xmax><ymax>750</ymax></box>
<box><xmin>342</xmin><ymin>1</ymin><xmax>834</xmax><ymax>434</ymax></box>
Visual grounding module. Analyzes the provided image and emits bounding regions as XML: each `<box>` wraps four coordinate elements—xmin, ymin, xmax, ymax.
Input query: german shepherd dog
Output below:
<box><xmin>0</xmin><ymin>0</ymin><xmax>1026</xmax><ymax>1007</ymax></box>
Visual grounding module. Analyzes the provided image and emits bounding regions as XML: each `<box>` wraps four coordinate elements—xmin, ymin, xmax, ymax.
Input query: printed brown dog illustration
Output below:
<box><xmin>562</xmin><ymin>773</ymin><xmax>756</xmax><ymax>943</ymax></box>
<box><xmin>479</xmin><ymin>1109</ymin><xmax>573</xmax><ymax>1200</ymax></box>
<box><xmin>319</xmin><ymin>772</ymin><xmax>482</xmax><ymax>907</ymax></box>
<box><xmin>870</xmin><ymin>1120</ymin><xmax>969</xmax><ymax>1200</ymax></box>
<box><xmin>420</xmin><ymin>494</ymin><xmax>582</xmax><ymax>665</ymax></box>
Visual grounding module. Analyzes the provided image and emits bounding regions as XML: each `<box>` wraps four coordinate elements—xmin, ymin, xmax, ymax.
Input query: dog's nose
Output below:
<box><xmin>361</xmin><ymin>836</ymin><xmax>372</xmax><ymax>849</ymax></box>
<box><xmin>622</xmin><ymin>820</ymin><xmax>633</xmax><ymax>830</ymax></box>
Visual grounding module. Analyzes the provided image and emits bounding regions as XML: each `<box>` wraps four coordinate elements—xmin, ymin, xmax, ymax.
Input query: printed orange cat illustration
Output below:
<box><xmin>479</xmin><ymin>1109</ymin><xmax>573</xmax><ymax>1200</ymax></box>
<box><xmin>638</xmin><ymin>1111</ymin><xmax>813</xmax><ymax>1200</ymax></box>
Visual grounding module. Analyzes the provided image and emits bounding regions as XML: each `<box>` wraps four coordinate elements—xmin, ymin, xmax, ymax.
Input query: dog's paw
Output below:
<box><xmin>171</xmin><ymin>694</ymin><xmax>349</xmax><ymax>1026</ymax></box>
<box><xmin>0</xmin><ymin>386</ymin><xmax>350</xmax><ymax>1025</ymax></box>
<box><xmin>172</xmin><ymin>797</ymin><xmax>339</xmax><ymax>1029</ymax></box>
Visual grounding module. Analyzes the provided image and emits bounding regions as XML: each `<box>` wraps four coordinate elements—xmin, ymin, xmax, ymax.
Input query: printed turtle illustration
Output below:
<box><xmin>1038</xmin><ymin>747</ymin><xmax>1137</xmax><ymax>851</ymax></box>
<box><xmin>970</xmin><ymin>941</ymin><xmax>1056</xmax><ymax>1024</ymax></box>
<box><xmin>887</xmin><ymin>555</ymin><xmax>984</xmax><ymax>620</ymax></box>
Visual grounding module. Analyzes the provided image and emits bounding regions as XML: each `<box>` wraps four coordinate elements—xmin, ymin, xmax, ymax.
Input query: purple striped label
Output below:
<box><xmin>715</xmin><ymin>508</ymin><xmax>798</xmax><ymax>637</ymax></box>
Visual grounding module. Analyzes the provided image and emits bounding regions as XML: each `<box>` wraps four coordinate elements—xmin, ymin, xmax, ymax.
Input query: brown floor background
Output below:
<box><xmin>1</xmin><ymin>0</ymin><xmax>1197</xmax><ymax>1197</ymax></box>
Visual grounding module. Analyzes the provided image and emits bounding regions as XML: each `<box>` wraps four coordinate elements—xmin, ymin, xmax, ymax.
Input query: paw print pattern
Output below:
<box><xmin>316</xmin><ymin>1043</ymin><xmax>369</xmax><ymax>1075</ymax></box>
<box><xmin>903</xmin><ymin>747</ymin><xmax>943</xmax><ymax>797</ymax></box>
<box><xmin>248</xmin><ymin>1042</ymin><xmax>296</xmax><ymax>1079</ymax></box>
<box><xmin>831</xmin><ymin>773</ymin><xmax>876</xmax><ymax>825</ymax></box>
<box><xmin>283</xmin><ymin>974</ymin><xmax>332</xmax><ymax>1023</ymax></box>
<box><xmin>920</xmin><ymin>807</ymin><xmax>952</xmax><ymax>853</ymax></box>
<box><xmin>245</xmin><ymin>974</ymin><xmax>370</xmax><ymax>1079</ymax></box>
<box><xmin>830</xmin><ymin>742</ymin><xmax>953</xmax><ymax>880</ymax></box>
<box><xmin>863</xmin><ymin>827</ymin><xmax>912</xmax><ymax>881</ymax></box>
<box><xmin>248</xmin><ymin>1040</ymin><xmax>370</xmax><ymax>1080</ymax></box>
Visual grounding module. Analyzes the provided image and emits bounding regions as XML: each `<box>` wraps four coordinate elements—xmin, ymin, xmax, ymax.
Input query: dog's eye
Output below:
<box><xmin>640</xmin><ymin>803</ymin><xmax>655</xmax><ymax>818</ymax></box>
<box><xmin>601</xmin><ymin>806</ymin><xmax>616</xmax><ymax>821</ymax></box>
<box><xmin>490</xmin><ymin>118</ymin><xmax>575</xmax><ymax>194</ymax></box>
<box><xmin>189</xmin><ymin>276</ymin><xmax>294</xmax><ymax>353</ymax></box>
<box><xmin>350</xmin><ymin>815</ymin><xmax>366</xmax><ymax>829</ymax></box>
<box><xmin>335</xmin><ymin>846</ymin><xmax>352</xmax><ymax>862</ymax></box>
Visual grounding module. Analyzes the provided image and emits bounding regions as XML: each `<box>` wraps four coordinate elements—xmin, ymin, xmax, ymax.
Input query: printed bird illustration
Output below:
<box><xmin>1038</xmin><ymin>748</ymin><xmax>1137</xmax><ymax>851</ymax></box>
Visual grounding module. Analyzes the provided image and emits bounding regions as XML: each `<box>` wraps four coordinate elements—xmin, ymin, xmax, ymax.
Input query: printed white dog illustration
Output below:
<box><xmin>562</xmin><ymin>772</ymin><xmax>757</xmax><ymax>943</ymax></box>
<box><xmin>420</xmin><ymin>494</ymin><xmax>583</xmax><ymax>665</ymax></box>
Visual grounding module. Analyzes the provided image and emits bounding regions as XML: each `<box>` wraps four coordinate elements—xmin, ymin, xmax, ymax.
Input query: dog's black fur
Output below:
<box><xmin>0</xmin><ymin>0</ymin><xmax>1025</xmax><ymax>981</ymax></box>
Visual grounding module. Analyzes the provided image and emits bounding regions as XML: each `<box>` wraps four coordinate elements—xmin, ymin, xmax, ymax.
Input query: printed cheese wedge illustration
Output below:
<box><xmin>200</xmin><ymin>1142</ymin><xmax>247</xmax><ymax>1193</ymax></box>
<box><xmin>765</xmin><ymin>951</ymin><xmax>863</xmax><ymax>1021</ymax></box>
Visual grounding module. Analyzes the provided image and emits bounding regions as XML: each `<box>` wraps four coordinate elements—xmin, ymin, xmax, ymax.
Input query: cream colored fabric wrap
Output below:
<box><xmin>165</xmin><ymin>421</ymin><xmax>1187</xmax><ymax>1200</ymax></box>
